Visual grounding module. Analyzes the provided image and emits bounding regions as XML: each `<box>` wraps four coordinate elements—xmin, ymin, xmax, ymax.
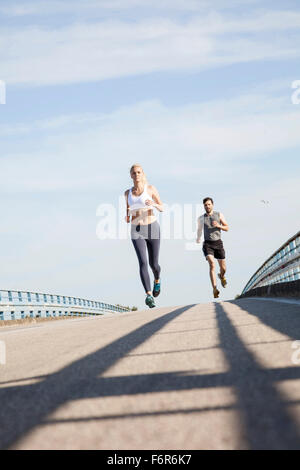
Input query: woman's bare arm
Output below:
<box><xmin>124</xmin><ymin>189</ymin><xmax>131</xmax><ymax>223</ymax></box>
<box><xmin>146</xmin><ymin>185</ymin><xmax>164</xmax><ymax>212</ymax></box>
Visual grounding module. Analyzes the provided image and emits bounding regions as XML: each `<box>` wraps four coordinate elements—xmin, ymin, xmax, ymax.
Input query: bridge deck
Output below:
<box><xmin>0</xmin><ymin>299</ymin><xmax>300</xmax><ymax>450</ymax></box>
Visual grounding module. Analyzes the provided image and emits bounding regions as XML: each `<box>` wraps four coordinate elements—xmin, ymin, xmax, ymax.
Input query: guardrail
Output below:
<box><xmin>0</xmin><ymin>289</ymin><xmax>130</xmax><ymax>321</ymax></box>
<box><xmin>241</xmin><ymin>231</ymin><xmax>300</xmax><ymax>296</ymax></box>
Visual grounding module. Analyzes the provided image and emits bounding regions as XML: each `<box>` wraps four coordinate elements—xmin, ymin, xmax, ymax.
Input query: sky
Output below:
<box><xmin>0</xmin><ymin>0</ymin><xmax>300</xmax><ymax>309</ymax></box>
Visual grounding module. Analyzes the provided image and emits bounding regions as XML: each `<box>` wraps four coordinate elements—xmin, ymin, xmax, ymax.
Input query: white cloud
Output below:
<box><xmin>1</xmin><ymin>11</ymin><xmax>300</xmax><ymax>86</ymax></box>
<box><xmin>0</xmin><ymin>0</ymin><xmax>260</xmax><ymax>17</ymax></box>
<box><xmin>0</xmin><ymin>86</ymin><xmax>299</xmax><ymax>194</ymax></box>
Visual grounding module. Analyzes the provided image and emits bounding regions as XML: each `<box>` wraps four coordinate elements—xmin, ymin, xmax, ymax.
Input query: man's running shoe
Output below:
<box><xmin>218</xmin><ymin>273</ymin><xmax>227</xmax><ymax>288</ymax></box>
<box><xmin>213</xmin><ymin>287</ymin><xmax>220</xmax><ymax>299</ymax></box>
<box><xmin>153</xmin><ymin>280</ymin><xmax>161</xmax><ymax>298</ymax></box>
<box><xmin>145</xmin><ymin>294</ymin><xmax>155</xmax><ymax>308</ymax></box>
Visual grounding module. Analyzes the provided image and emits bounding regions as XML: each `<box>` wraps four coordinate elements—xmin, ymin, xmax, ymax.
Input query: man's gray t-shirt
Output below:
<box><xmin>203</xmin><ymin>211</ymin><xmax>222</xmax><ymax>241</ymax></box>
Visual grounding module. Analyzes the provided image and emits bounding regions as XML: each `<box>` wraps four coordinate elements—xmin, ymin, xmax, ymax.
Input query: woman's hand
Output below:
<box><xmin>145</xmin><ymin>199</ymin><xmax>155</xmax><ymax>207</ymax></box>
<box><xmin>125</xmin><ymin>215</ymin><xmax>131</xmax><ymax>223</ymax></box>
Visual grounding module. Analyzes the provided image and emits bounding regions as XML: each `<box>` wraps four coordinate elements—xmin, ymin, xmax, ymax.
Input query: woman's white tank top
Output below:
<box><xmin>128</xmin><ymin>184</ymin><xmax>152</xmax><ymax>211</ymax></box>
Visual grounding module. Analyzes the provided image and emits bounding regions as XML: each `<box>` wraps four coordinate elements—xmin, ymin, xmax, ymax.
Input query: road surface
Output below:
<box><xmin>0</xmin><ymin>298</ymin><xmax>300</xmax><ymax>450</ymax></box>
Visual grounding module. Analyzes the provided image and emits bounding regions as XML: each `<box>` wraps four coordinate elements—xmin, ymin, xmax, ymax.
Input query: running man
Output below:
<box><xmin>196</xmin><ymin>197</ymin><xmax>229</xmax><ymax>298</ymax></box>
<box><xmin>124</xmin><ymin>164</ymin><xmax>164</xmax><ymax>308</ymax></box>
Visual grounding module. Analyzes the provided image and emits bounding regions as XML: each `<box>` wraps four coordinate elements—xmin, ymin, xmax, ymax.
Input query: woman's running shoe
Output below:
<box><xmin>218</xmin><ymin>273</ymin><xmax>227</xmax><ymax>288</ymax></box>
<box><xmin>145</xmin><ymin>294</ymin><xmax>155</xmax><ymax>308</ymax></box>
<box><xmin>152</xmin><ymin>280</ymin><xmax>161</xmax><ymax>298</ymax></box>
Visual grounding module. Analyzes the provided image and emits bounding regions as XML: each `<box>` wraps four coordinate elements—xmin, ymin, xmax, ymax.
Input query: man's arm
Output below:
<box><xmin>212</xmin><ymin>213</ymin><xmax>229</xmax><ymax>232</ymax></box>
<box><xmin>196</xmin><ymin>216</ymin><xmax>204</xmax><ymax>243</ymax></box>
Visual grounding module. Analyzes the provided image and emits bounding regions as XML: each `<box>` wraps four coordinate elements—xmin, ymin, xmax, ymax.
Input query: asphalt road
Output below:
<box><xmin>0</xmin><ymin>298</ymin><xmax>300</xmax><ymax>450</ymax></box>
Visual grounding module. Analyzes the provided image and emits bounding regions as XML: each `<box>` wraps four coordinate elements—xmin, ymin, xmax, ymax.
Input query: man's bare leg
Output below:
<box><xmin>217</xmin><ymin>259</ymin><xmax>227</xmax><ymax>287</ymax></box>
<box><xmin>206</xmin><ymin>255</ymin><xmax>216</xmax><ymax>287</ymax></box>
<box><xmin>218</xmin><ymin>259</ymin><xmax>226</xmax><ymax>277</ymax></box>
<box><xmin>207</xmin><ymin>255</ymin><xmax>220</xmax><ymax>297</ymax></box>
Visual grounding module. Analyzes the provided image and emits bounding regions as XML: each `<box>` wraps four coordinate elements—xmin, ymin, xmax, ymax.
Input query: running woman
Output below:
<box><xmin>196</xmin><ymin>197</ymin><xmax>229</xmax><ymax>299</ymax></box>
<box><xmin>124</xmin><ymin>164</ymin><xmax>164</xmax><ymax>308</ymax></box>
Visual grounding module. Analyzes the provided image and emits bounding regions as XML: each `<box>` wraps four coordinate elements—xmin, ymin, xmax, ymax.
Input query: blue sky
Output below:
<box><xmin>0</xmin><ymin>0</ymin><xmax>300</xmax><ymax>309</ymax></box>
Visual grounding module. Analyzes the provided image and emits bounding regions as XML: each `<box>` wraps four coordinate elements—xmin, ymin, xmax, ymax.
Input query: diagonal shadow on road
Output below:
<box><xmin>0</xmin><ymin>304</ymin><xmax>195</xmax><ymax>449</ymax></box>
<box><xmin>215</xmin><ymin>302</ymin><xmax>300</xmax><ymax>450</ymax></box>
<box><xmin>1</xmin><ymin>302</ymin><xmax>300</xmax><ymax>449</ymax></box>
<box><xmin>228</xmin><ymin>298</ymin><xmax>300</xmax><ymax>341</ymax></box>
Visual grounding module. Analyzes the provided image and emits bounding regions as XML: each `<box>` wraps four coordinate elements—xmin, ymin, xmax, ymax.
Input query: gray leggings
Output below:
<box><xmin>131</xmin><ymin>220</ymin><xmax>161</xmax><ymax>293</ymax></box>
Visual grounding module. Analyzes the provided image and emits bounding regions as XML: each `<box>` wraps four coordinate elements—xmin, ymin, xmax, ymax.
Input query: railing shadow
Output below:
<box><xmin>215</xmin><ymin>302</ymin><xmax>300</xmax><ymax>449</ymax></box>
<box><xmin>1</xmin><ymin>301</ymin><xmax>300</xmax><ymax>449</ymax></box>
<box><xmin>229</xmin><ymin>298</ymin><xmax>300</xmax><ymax>340</ymax></box>
<box><xmin>0</xmin><ymin>304</ymin><xmax>195</xmax><ymax>449</ymax></box>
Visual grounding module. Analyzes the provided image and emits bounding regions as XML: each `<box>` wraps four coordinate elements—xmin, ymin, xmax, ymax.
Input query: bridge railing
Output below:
<box><xmin>242</xmin><ymin>231</ymin><xmax>300</xmax><ymax>295</ymax></box>
<box><xmin>0</xmin><ymin>289</ymin><xmax>130</xmax><ymax>321</ymax></box>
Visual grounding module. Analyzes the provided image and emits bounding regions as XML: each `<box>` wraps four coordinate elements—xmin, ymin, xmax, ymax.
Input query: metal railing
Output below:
<box><xmin>242</xmin><ymin>231</ymin><xmax>300</xmax><ymax>295</ymax></box>
<box><xmin>0</xmin><ymin>289</ymin><xmax>130</xmax><ymax>321</ymax></box>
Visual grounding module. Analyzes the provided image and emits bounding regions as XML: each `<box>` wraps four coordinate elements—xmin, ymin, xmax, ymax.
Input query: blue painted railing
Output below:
<box><xmin>242</xmin><ymin>231</ymin><xmax>300</xmax><ymax>294</ymax></box>
<box><xmin>0</xmin><ymin>289</ymin><xmax>130</xmax><ymax>321</ymax></box>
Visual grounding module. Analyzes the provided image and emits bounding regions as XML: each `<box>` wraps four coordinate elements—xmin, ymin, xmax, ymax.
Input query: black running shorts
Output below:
<box><xmin>203</xmin><ymin>240</ymin><xmax>226</xmax><ymax>260</ymax></box>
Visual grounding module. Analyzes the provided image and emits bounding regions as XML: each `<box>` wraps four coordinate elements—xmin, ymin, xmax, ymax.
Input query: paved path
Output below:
<box><xmin>0</xmin><ymin>299</ymin><xmax>300</xmax><ymax>450</ymax></box>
